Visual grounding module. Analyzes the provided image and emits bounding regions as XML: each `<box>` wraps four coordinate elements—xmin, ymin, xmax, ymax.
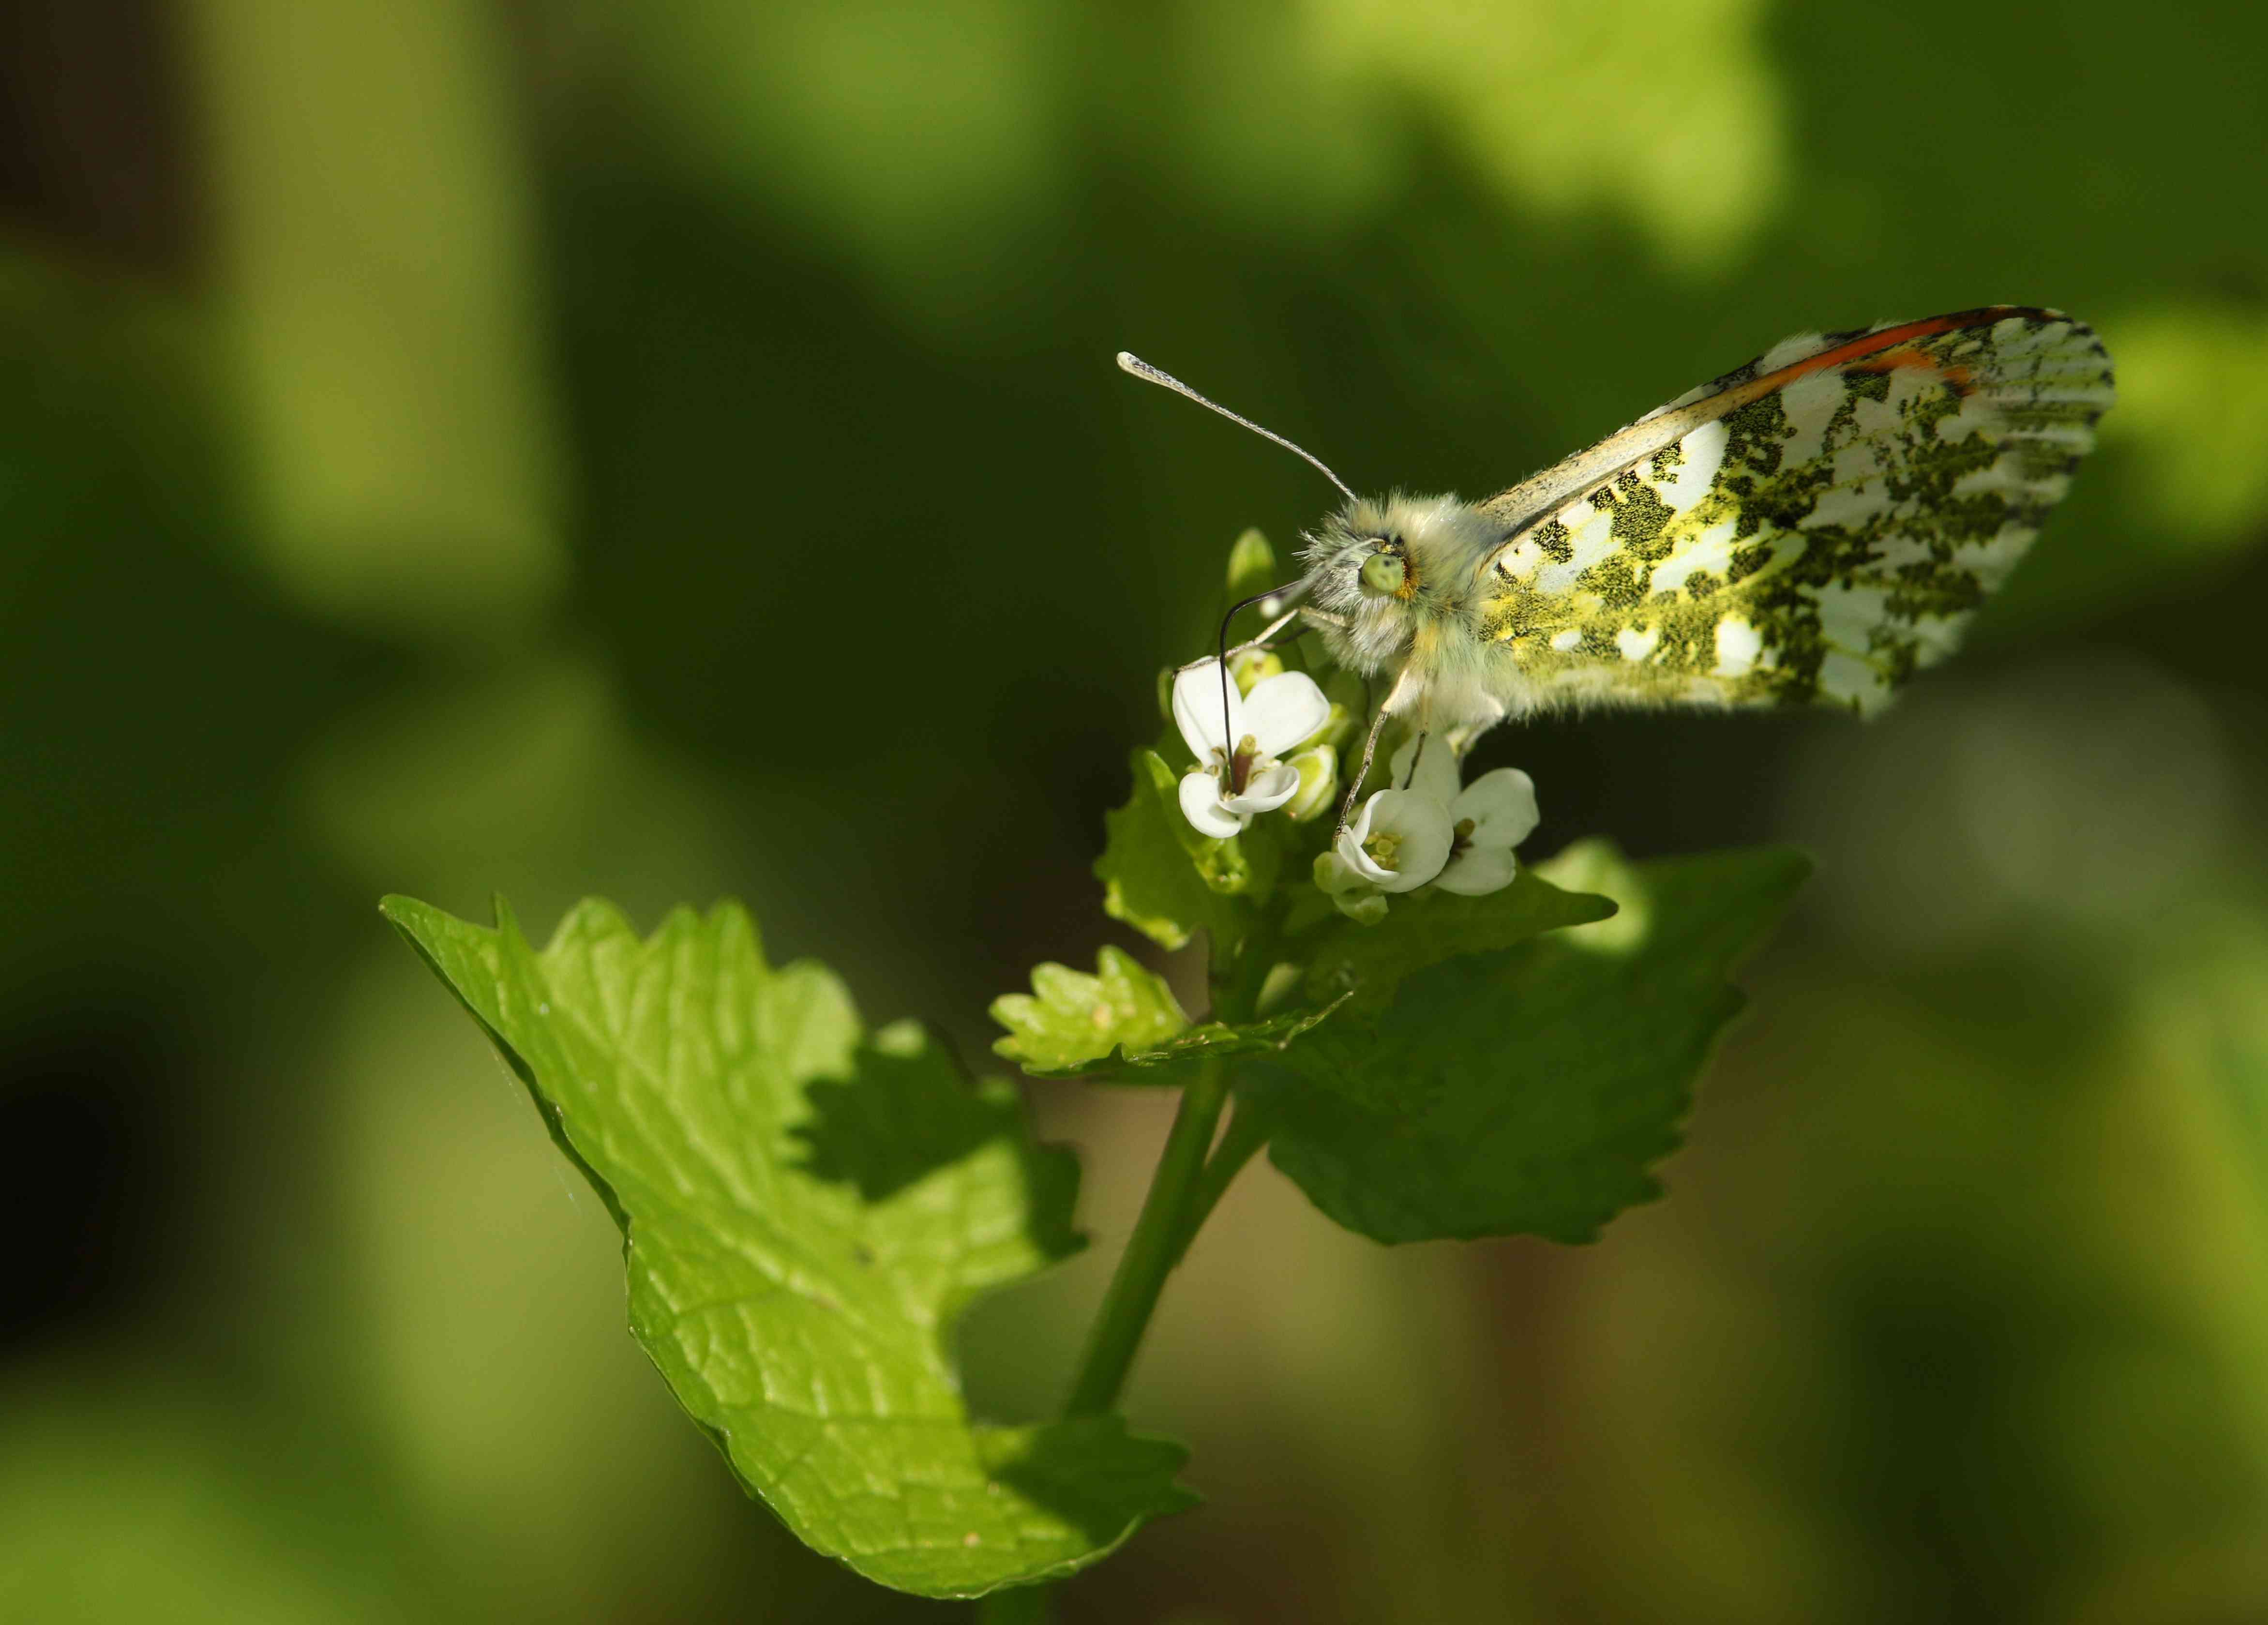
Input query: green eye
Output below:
<box><xmin>1360</xmin><ymin>551</ymin><xmax>1407</xmax><ymax>596</ymax></box>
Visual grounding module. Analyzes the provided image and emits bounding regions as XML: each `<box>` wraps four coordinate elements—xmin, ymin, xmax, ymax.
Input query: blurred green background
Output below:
<box><xmin>6</xmin><ymin>0</ymin><xmax>2268</xmax><ymax>1619</ymax></box>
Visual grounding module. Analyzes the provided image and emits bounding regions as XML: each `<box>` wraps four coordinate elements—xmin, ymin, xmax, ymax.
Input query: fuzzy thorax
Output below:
<box><xmin>1299</xmin><ymin>492</ymin><xmax>1512</xmax><ymax>731</ymax></box>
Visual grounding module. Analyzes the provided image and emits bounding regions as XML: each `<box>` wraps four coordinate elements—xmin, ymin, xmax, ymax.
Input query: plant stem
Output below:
<box><xmin>976</xmin><ymin>1063</ymin><xmax>1234</xmax><ymax>1624</ymax></box>
<box><xmin>976</xmin><ymin>1585</ymin><xmax>1049</xmax><ymax>1625</ymax></box>
<box><xmin>1062</xmin><ymin>1059</ymin><xmax>1229</xmax><ymax>1416</ymax></box>
<box><xmin>1168</xmin><ymin>1098</ymin><xmax>1272</xmax><ymax>1267</ymax></box>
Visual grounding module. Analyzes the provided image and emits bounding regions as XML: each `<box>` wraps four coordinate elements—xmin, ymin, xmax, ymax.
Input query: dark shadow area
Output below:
<box><xmin>795</xmin><ymin>1039</ymin><xmax>1078</xmax><ymax>1258</ymax></box>
<box><xmin>0</xmin><ymin>993</ymin><xmax>181</xmax><ymax>1354</ymax></box>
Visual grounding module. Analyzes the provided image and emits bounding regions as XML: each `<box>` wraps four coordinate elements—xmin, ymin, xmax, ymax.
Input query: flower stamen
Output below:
<box><xmin>1171</xmin><ymin>660</ymin><xmax>1331</xmax><ymax>840</ymax></box>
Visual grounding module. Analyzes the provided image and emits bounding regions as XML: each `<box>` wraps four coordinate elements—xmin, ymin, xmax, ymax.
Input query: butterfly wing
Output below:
<box><xmin>1472</xmin><ymin>308</ymin><xmax>2114</xmax><ymax>715</ymax></box>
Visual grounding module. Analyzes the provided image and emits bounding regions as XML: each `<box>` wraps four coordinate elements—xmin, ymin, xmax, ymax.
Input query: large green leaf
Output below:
<box><xmin>1259</xmin><ymin>844</ymin><xmax>1810</xmax><ymax>1244</ymax></box>
<box><xmin>381</xmin><ymin>895</ymin><xmax>1195</xmax><ymax>1598</ymax></box>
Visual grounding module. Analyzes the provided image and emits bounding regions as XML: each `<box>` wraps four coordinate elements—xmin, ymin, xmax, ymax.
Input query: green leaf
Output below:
<box><xmin>990</xmin><ymin>947</ymin><xmax>1351</xmax><ymax>1082</ymax></box>
<box><xmin>380</xmin><ymin>894</ymin><xmax>1196</xmax><ymax>1598</ymax></box>
<box><xmin>1094</xmin><ymin>749</ymin><xmax>1268</xmax><ymax>952</ymax></box>
<box><xmin>1104</xmin><ymin>997</ymin><xmax>1350</xmax><ymax>1075</ymax></box>
<box><xmin>990</xmin><ymin>947</ymin><xmax>1190</xmax><ymax>1073</ymax></box>
<box><xmin>1259</xmin><ymin>844</ymin><xmax>1810</xmax><ymax>1245</ymax></box>
<box><xmin>1299</xmin><ymin>868</ymin><xmax>1619</xmax><ymax>1012</ymax></box>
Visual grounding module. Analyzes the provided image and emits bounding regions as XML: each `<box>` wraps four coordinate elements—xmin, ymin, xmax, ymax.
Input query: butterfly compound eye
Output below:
<box><xmin>1359</xmin><ymin>551</ymin><xmax>1407</xmax><ymax>596</ymax></box>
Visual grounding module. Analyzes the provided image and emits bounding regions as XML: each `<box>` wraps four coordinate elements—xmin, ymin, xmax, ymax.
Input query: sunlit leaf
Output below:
<box><xmin>381</xmin><ymin>894</ymin><xmax>1195</xmax><ymax>1598</ymax></box>
<box><xmin>991</xmin><ymin>943</ymin><xmax>1351</xmax><ymax>1081</ymax></box>
<box><xmin>991</xmin><ymin>947</ymin><xmax>1190</xmax><ymax>1073</ymax></box>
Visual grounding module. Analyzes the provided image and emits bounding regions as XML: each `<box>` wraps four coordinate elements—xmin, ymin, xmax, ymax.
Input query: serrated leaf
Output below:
<box><xmin>990</xmin><ymin>946</ymin><xmax>1352</xmax><ymax>1083</ymax></box>
<box><xmin>990</xmin><ymin>947</ymin><xmax>1190</xmax><ymax>1074</ymax></box>
<box><xmin>1097</xmin><ymin>996</ymin><xmax>1351</xmax><ymax>1076</ymax></box>
<box><xmin>1260</xmin><ymin>845</ymin><xmax>1810</xmax><ymax>1245</ymax></box>
<box><xmin>380</xmin><ymin>894</ymin><xmax>1196</xmax><ymax>1598</ymax></box>
<box><xmin>1095</xmin><ymin>749</ymin><xmax>1264</xmax><ymax>952</ymax></box>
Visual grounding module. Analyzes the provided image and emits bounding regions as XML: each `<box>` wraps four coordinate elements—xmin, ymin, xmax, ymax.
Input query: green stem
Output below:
<box><xmin>1212</xmin><ymin>917</ymin><xmax>1282</xmax><ymax>1031</ymax></box>
<box><xmin>976</xmin><ymin>1063</ymin><xmax>1235</xmax><ymax>1625</ymax></box>
<box><xmin>976</xmin><ymin>1586</ymin><xmax>1049</xmax><ymax>1625</ymax></box>
<box><xmin>1167</xmin><ymin>1098</ymin><xmax>1273</xmax><ymax>1267</ymax></box>
<box><xmin>1062</xmin><ymin>1059</ymin><xmax>1229</xmax><ymax>1416</ymax></box>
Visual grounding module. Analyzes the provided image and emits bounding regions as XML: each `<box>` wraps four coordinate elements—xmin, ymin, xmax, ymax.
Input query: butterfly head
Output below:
<box><xmin>1300</xmin><ymin>493</ymin><xmax>1499</xmax><ymax>677</ymax></box>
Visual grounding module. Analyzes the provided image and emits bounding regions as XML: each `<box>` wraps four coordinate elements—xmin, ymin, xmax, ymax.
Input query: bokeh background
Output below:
<box><xmin>7</xmin><ymin>0</ymin><xmax>2268</xmax><ymax>1619</ymax></box>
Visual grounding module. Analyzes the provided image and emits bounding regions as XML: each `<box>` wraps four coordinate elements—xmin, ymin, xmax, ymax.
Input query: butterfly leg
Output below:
<box><xmin>1334</xmin><ymin>663</ymin><xmax>1418</xmax><ymax>834</ymax></box>
<box><xmin>1398</xmin><ymin>731</ymin><xmax>1431</xmax><ymax>791</ymax></box>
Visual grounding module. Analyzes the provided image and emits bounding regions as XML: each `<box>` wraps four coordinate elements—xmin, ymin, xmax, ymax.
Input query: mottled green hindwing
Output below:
<box><xmin>1475</xmin><ymin>309</ymin><xmax>2114</xmax><ymax>714</ymax></box>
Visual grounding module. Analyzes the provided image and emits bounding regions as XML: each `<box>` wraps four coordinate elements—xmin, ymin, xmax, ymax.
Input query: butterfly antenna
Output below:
<box><xmin>1116</xmin><ymin>352</ymin><xmax>1358</xmax><ymax>505</ymax></box>
<box><xmin>1213</xmin><ymin>581</ymin><xmax>1305</xmax><ymax>767</ymax></box>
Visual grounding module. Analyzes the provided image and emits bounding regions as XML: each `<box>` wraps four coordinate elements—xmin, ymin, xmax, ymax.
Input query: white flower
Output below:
<box><xmin>1384</xmin><ymin>735</ymin><xmax>1538</xmax><ymax>896</ymax></box>
<box><xmin>1312</xmin><ymin>849</ymin><xmax>1388</xmax><ymax>923</ymax></box>
<box><xmin>1435</xmin><ymin>768</ymin><xmax>1539</xmax><ymax>894</ymax></box>
<box><xmin>1172</xmin><ymin>660</ymin><xmax>1330</xmax><ymax>839</ymax></box>
<box><xmin>1388</xmin><ymin>732</ymin><xmax>1460</xmax><ymax>809</ymax></box>
<box><xmin>1332</xmin><ymin>788</ymin><xmax>1453</xmax><ymax>893</ymax></box>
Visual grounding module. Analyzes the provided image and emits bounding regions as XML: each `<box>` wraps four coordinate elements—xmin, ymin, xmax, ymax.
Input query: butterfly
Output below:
<box><xmin>1120</xmin><ymin>306</ymin><xmax>2115</xmax><ymax>823</ymax></box>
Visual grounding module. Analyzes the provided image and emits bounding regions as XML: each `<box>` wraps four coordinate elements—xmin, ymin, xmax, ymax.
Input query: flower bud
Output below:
<box><xmin>1314</xmin><ymin>847</ymin><xmax>1389</xmax><ymax>922</ymax></box>
<box><xmin>1229</xmin><ymin>648</ymin><xmax>1284</xmax><ymax>696</ymax></box>
<box><xmin>1283</xmin><ymin>745</ymin><xmax>1337</xmax><ymax>822</ymax></box>
<box><xmin>1334</xmin><ymin>890</ymin><xmax>1388</xmax><ymax>925</ymax></box>
<box><xmin>1224</xmin><ymin>527</ymin><xmax>1278</xmax><ymax>601</ymax></box>
<box><xmin>1254</xmin><ymin>962</ymin><xmax>1303</xmax><ymax>1016</ymax></box>
<box><xmin>1313</xmin><ymin>849</ymin><xmax>1361</xmax><ymax>895</ymax></box>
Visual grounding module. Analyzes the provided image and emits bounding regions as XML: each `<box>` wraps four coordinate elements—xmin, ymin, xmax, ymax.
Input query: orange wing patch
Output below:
<box><xmin>1476</xmin><ymin>309</ymin><xmax>2115</xmax><ymax>718</ymax></box>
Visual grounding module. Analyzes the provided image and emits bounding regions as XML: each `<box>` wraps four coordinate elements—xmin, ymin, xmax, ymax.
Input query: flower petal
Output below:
<box><xmin>1434</xmin><ymin>846</ymin><xmax>1517</xmax><ymax>896</ymax></box>
<box><xmin>1388</xmin><ymin>732</ymin><xmax>1461</xmax><ymax>810</ymax></box>
<box><xmin>1241</xmin><ymin>670</ymin><xmax>1331</xmax><ymax>756</ymax></box>
<box><xmin>1335</xmin><ymin>790</ymin><xmax>1454</xmax><ymax>891</ymax></box>
<box><xmin>1224</xmin><ymin>760</ymin><xmax>1299</xmax><ymax>815</ymax></box>
<box><xmin>1451</xmin><ymin>768</ymin><xmax>1540</xmax><ymax>850</ymax></box>
<box><xmin>1178</xmin><ymin>768</ymin><xmax>1244</xmax><ymax>839</ymax></box>
<box><xmin>1341</xmin><ymin>792</ymin><xmax>1380</xmax><ymax>846</ymax></box>
<box><xmin>1172</xmin><ymin>661</ymin><xmax>1243</xmax><ymax>760</ymax></box>
<box><xmin>1335</xmin><ymin>794</ymin><xmax>1385</xmax><ymax>880</ymax></box>
<box><xmin>1366</xmin><ymin>789</ymin><xmax>1454</xmax><ymax>891</ymax></box>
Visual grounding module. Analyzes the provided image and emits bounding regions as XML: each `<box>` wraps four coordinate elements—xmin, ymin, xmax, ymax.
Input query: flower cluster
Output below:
<box><xmin>1314</xmin><ymin>735</ymin><xmax>1538</xmax><ymax>921</ymax></box>
<box><xmin>1172</xmin><ymin>655</ymin><xmax>1537</xmax><ymax>925</ymax></box>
